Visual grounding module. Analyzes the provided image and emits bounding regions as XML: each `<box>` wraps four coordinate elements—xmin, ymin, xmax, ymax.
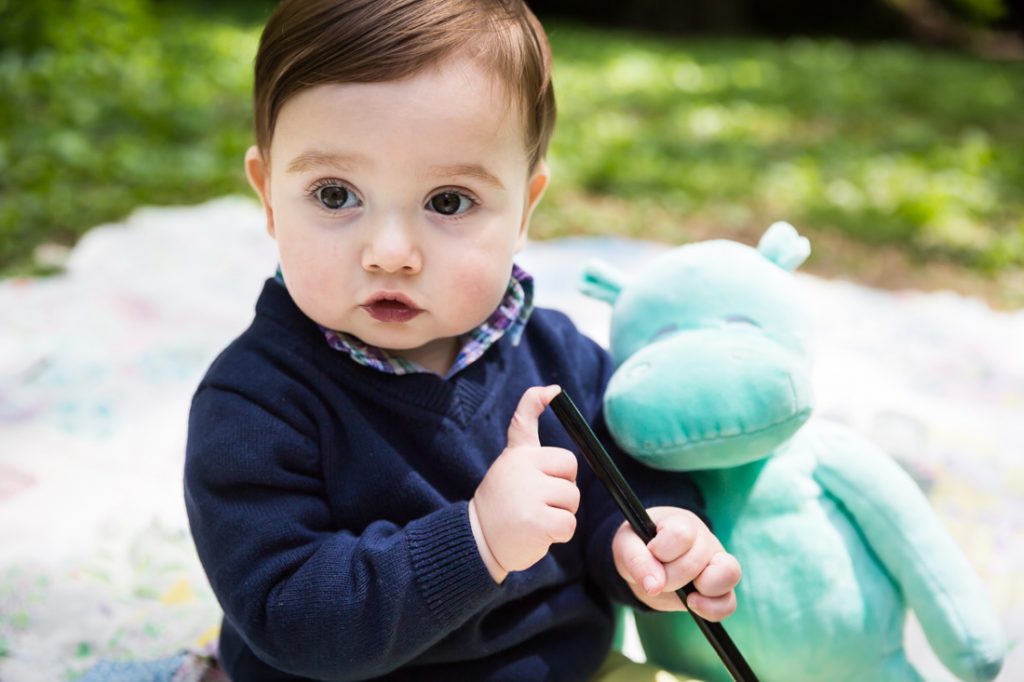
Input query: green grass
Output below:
<box><xmin>538</xmin><ymin>27</ymin><xmax>1024</xmax><ymax>273</ymax></box>
<box><xmin>1</xmin><ymin>4</ymin><xmax>1023</xmax><ymax>302</ymax></box>
<box><xmin>0</xmin><ymin>0</ymin><xmax>263</xmax><ymax>275</ymax></box>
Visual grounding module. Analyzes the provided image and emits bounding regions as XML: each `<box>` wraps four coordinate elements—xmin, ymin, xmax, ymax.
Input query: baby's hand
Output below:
<box><xmin>469</xmin><ymin>385</ymin><xmax>579</xmax><ymax>583</ymax></box>
<box><xmin>612</xmin><ymin>507</ymin><xmax>741</xmax><ymax>620</ymax></box>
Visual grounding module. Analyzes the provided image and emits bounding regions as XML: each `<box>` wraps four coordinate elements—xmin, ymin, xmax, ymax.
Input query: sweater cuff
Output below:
<box><xmin>406</xmin><ymin>501</ymin><xmax>501</xmax><ymax>625</ymax></box>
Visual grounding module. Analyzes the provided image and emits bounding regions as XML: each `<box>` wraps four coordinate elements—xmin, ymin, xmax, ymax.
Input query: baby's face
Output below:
<box><xmin>249</xmin><ymin>54</ymin><xmax>548</xmax><ymax>374</ymax></box>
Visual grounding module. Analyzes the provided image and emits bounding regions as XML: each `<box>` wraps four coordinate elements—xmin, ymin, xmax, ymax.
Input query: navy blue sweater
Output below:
<box><xmin>184</xmin><ymin>280</ymin><xmax>705</xmax><ymax>681</ymax></box>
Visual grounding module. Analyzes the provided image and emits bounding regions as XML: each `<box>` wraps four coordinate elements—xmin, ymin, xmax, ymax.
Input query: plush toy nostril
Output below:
<box><xmin>627</xmin><ymin>360</ymin><xmax>652</xmax><ymax>381</ymax></box>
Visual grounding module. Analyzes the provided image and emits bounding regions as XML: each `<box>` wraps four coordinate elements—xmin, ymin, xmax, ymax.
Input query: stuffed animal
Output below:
<box><xmin>581</xmin><ymin>223</ymin><xmax>1006</xmax><ymax>682</ymax></box>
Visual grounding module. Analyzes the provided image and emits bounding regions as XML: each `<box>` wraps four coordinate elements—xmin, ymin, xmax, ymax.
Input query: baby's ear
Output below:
<box><xmin>245</xmin><ymin>145</ymin><xmax>276</xmax><ymax>238</ymax></box>
<box><xmin>758</xmin><ymin>221</ymin><xmax>810</xmax><ymax>271</ymax></box>
<box><xmin>580</xmin><ymin>260</ymin><xmax>626</xmax><ymax>304</ymax></box>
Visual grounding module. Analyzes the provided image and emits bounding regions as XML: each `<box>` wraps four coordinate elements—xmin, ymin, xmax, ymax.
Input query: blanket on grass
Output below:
<box><xmin>0</xmin><ymin>197</ymin><xmax>1020</xmax><ymax>681</ymax></box>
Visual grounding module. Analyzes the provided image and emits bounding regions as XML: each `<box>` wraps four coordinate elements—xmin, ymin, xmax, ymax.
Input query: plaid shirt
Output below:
<box><xmin>275</xmin><ymin>265</ymin><xmax>534</xmax><ymax>379</ymax></box>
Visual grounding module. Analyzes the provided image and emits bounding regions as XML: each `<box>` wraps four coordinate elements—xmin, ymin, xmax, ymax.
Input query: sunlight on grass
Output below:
<box><xmin>536</xmin><ymin>26</ymin><xmax>1024</xmax><ymax>280</ymax></box>
<box><xmin>1</xmin><ymin>7</ymin><xmax>1022</xmax><ymax>300</ymax></box>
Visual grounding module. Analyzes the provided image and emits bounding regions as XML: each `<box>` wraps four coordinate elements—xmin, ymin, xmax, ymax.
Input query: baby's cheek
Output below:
<box><xmin>448</xmin><ymin>258</ymin><xmax>510</xmax><ymax>319</ymax></box>
<box><xmin>284</xmin><ymin>266</ymin><xmax>347</xmax><ymax>328</ymax></box>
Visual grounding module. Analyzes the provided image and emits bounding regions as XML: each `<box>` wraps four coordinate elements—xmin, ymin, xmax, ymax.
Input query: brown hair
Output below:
<box><xmin>252</xmin><ymin>0</ymin><xmax>556</xmax><ymax>171</ymax></box>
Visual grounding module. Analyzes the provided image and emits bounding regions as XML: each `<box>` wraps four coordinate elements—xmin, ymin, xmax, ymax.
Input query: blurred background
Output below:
<box><xmin>1</xmin><ymin>1</ymin><xmax>1023</xmax><ymax>679</ymax></box>
<box><xmin>1</xmin><ymin>0</ymin><xmax>1022</xmax><ymax>305</ymax></box>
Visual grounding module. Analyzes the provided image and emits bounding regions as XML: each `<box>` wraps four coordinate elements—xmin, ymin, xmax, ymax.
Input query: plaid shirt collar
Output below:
<box><xmin>275</xmin><ymin>264</ymin><xmax>534</xmax><ymax>379</ymax></box>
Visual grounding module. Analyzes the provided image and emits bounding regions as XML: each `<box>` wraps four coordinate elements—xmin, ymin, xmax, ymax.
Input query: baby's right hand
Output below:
<box><xmin>469</xmin><ymin>385</ymin><xmax>580</xmax><ymax>583</ymax></box>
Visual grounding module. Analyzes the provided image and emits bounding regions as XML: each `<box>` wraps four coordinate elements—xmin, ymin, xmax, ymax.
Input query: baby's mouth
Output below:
<box><xmin>361</xmin><ymin>294</ymin><xmax>422</xmax><ymax>323</ymax></box>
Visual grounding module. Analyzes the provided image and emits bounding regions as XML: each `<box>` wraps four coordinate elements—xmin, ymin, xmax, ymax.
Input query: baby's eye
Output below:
<box><xmin>427</xmin><ymin>191</ymin><xmax>474</xmax><ymax>216</ymax></box>
<box><xmin>316</xmin><ymin>184</ymin><xmax>359</xmax><ymax>210</ymax></box>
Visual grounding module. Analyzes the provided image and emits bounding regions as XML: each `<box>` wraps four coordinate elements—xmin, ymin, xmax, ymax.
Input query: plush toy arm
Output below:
<box><xmin>810</xmin><ymin>420</ymin><xmax>1006</xmax><ymax>682</ymax></box>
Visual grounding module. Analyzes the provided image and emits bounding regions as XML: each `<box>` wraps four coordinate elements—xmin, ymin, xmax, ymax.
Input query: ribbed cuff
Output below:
<box><xmin>406</xmin><ymin>501</ymin><xmax>502</xmax><ymax>625</ymax></box>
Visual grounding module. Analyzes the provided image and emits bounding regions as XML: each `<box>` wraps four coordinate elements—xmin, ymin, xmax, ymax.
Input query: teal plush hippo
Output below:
<box><xmin>582</xmin><ymin>223</ymin><xmax>1006</xmax><ymax>682</ymax></box>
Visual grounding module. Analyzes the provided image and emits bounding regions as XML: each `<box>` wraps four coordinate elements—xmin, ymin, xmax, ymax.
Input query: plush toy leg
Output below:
<box><xmin>593</xmin><ymin>650</ymin><xmax>705</xmax><ymax>682</ymax></box>
<box><xmin>877</xmin><ymin>652</ymin><xmax>925</xmax><ymax>682</ymax></box>
<box><xmin>612</xmin><ymin>605</ymin><xmax>627</xmax><ymax>652</ymax></box>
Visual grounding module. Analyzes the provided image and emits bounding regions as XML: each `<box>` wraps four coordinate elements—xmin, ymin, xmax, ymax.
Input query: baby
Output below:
<box><xmin>184</xmin><ymin>1</ymin><xmax>741</xmax><ymax>679</ymax></box>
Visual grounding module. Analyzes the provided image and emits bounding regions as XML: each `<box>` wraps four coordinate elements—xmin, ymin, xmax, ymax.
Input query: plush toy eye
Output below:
<box><xmin>723</xmin><ymin>315</ymin><xmax>761</xmax><ymax>328</ymax></box>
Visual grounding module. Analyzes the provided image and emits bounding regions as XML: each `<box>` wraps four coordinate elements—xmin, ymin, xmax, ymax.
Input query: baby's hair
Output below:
<box><xmin>253</xmin><ymin>0</ymin><xmax>556</xmax><ymax>172</ymax></box>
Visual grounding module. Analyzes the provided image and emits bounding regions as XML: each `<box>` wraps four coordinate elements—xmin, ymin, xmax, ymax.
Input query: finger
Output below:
<box><xmin>546</xmin><ymin>508</ymin><xmax>578</xmax><ymax>544</ymax></box>
<box><xmin>661</xmin><ymin>527</ymin><xmax>714</xmax><ymax>593</ymax></box>
<box><xmin>613</xmin><ymin>523</ymin><xmax>667</xmax><ymax>596</ymax></box>
<box><xmin>686</xmin><ymin>589</ymin><xmax>737</xmax><ymax>622</ymax></box>
<box><xmin>642</xmin><ymin>589</ymin><xmax>686</xmax><ymax>612</ymax></box>
<box><xmin>507</xmin><ymin>385</ymin><xmax>562</xmax><ymax>449</ymax></box>
<box><xmin>646</xmin><ymin>508</ymin><xmax>701</xmax><ymax>564</ymax></box>
<box><xmin>537</xmin><ymin>446</ymin><xmax>577</xmax><ymax>482</ymax></box>
<box><xmin>542</xmin><ymin>476</ymin><xmax>580</xmax><ymax>514</ymax></box>
<box><xmin>692</xmin><ymin>551</ymin><xmax>742</xmax><ymax>599</ymax></box>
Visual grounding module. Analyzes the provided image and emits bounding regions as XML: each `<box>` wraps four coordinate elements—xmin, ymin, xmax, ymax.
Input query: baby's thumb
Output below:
<box><xmin>506</xmin><ymin>385</ymin><xmax>561</xmax><ymax>448</ymax></box>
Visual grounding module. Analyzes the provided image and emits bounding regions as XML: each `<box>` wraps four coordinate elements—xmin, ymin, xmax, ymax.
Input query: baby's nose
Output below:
<box><xmin>362</xmin><ymin>219</ymin><xmax>422</xmax><ymax>274</ymax></box>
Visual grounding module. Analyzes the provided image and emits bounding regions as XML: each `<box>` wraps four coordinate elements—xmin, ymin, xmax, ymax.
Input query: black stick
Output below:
<box><xmin>549</xmin><ymin>390</ymin><xmax>759</xmax><ymax>682</ymax></box>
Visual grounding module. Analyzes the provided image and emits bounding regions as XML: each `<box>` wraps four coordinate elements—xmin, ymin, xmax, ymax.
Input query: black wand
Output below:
<box><xmin>549</xmin><ymin>390</ymin><xmax>759</xmax><ymax>682</ymax></box>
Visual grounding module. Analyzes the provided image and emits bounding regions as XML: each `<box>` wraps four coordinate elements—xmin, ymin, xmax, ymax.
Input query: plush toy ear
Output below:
<box><xmin>580</xmin><ymin>260</ymin><xmax>626</xmax><ymax>304</ymax></box>
<box><xmin>758</xmin><ymin>221</ymin><xmax>810</xmax><ymax>271</ymax></box>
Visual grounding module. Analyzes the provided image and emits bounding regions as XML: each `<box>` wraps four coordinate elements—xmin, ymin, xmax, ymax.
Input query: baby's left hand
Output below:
<box><xmin>612</xmin><ymin>506</ymin><xmax>741</xmax><ymax>620</ymax></box>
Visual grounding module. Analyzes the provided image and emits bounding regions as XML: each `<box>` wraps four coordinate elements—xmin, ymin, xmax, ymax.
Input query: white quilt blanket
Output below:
<box><xmin>1</xmin><ymin>197</ymin><xmax>1020</xmax><ymax>680</ymax></box>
